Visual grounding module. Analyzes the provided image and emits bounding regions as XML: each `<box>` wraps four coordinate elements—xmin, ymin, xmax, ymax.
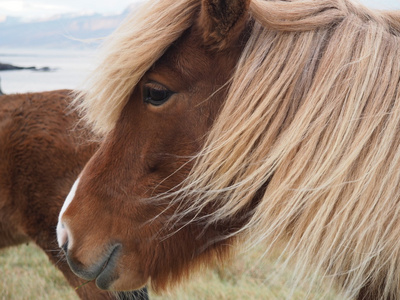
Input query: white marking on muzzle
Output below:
<box><xmin>56</xmin><ymin>178</ymin><xmax>80</xmax><ymax>248</ymax></box>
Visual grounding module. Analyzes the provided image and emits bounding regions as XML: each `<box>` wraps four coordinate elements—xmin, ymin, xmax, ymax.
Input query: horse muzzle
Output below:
<box><xmin>62</xmin><ymin>242</ymin><xmax>122</xmax><ymax>290</ymax></box>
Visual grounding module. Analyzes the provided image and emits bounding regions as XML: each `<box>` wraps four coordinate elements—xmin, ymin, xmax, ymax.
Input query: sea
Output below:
<box><xmin>0</xmin><ymin>47</ymin><xmax>98</xmax><ymax>94</ymax></box>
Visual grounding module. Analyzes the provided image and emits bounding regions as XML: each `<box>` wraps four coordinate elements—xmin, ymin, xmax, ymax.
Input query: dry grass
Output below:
<box><xmin>0</xmin><ymin>244</ymin><xmax>76</xmax><ymax>300</ymax></box>
<box><xmin>0</xmin><ymin>244</ymin><xmax>342</xmax><ymax>299</ymax></box>
<box><xmin>150</xmin><ymin>246</ymin><xmax>342</xmax><ymax>300</ymax></box>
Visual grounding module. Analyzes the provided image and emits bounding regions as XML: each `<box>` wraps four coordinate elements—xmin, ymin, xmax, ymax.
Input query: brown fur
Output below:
<box><xmin>0</xmin><ymin>90</ymin><xmax>147</xmax><ymax>299</ymax></box>
<box><xmin>199</xmin><ymin>0</ymin><xmax>251</xmax><ymax>49</ymax></box>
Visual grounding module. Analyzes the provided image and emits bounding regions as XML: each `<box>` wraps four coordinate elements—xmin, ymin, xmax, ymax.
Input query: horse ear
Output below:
<box><xmin>198</xmin><ymin>0</ymin><xmax>251</xmax><ymax>50</ymax></box>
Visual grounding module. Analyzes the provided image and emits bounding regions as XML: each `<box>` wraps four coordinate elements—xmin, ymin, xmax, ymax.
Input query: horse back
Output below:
<box><xmin>0</xmin><ymin>90</ymin><xmax>97</xmax><ymax>250</ymax></box>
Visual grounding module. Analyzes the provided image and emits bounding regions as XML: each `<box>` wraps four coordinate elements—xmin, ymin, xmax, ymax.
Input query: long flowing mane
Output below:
<box><xmin>78</xmin><ymin>0</ymin><xmax>400</xmax><ymax>298</ymax></box>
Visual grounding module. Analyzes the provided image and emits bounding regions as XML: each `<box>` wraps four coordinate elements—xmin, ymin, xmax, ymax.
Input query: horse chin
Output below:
<box><xmin>113</xmin><ymin>289</ymin><xmax>149</xmax><ymax>300</ymax></box>
<box><xmin>106</xmin><ymin>274</ymin><xmax>148</xmax><ymax>293</ymax></box>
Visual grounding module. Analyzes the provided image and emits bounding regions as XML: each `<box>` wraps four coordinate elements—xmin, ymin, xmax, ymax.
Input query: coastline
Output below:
<box><xmin>0</xmin><ymin>47</ymin><xmax>95</xmax><ymax>94</ymax></box>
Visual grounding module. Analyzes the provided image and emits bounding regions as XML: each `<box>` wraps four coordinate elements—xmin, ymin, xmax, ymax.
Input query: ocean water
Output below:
<box><xmin>0</xmin><ymin>47</ymin><xmax>97</xmax><ymax>94</ymax></box>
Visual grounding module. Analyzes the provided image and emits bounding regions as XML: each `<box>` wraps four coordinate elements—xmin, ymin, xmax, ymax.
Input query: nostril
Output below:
<box><xmin>62</xmin><ymin>241</ymin><xmax>69</xmax><ymax>255</ymax></box>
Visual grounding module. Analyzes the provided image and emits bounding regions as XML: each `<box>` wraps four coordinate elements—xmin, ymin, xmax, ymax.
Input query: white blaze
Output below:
<box><xmin>56</xmin><ymin>178</ymin><xmax>80</xmax><ymax>248</ymax></box>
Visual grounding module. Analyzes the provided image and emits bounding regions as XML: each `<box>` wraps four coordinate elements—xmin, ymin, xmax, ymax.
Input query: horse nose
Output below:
<box><xmin>56</xmin><ymin>221</ymin><xmax>70</xmax><ymax>248</ymax></box>
<box><xmin>57</xmin><ymin>223</ymin><xmax>68</xmax><ymax>248</ymax></box>
<box><xmin>57</xmin><ymin>178</ymin><xmax>80</xmax><ymax>248</ymax></box>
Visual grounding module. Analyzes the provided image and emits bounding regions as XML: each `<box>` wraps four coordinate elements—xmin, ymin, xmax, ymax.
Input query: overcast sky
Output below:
<box><xmin>0</xmin><ymin>0</ymin><xmax>399</xmax><ymax>22</ymax></box>
<box><xmin>0</xmin><ymin>0</ymin><xmax>144</xmax><ymax>21</ymax></box>
<box><xmin>362</xmin><ymin>0</ymin><xmax>400</xmax><ymax>8</ymax></box>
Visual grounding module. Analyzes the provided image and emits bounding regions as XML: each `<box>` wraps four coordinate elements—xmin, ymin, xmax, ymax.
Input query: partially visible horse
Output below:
<box><xmin>0</xmin><ymin>90</ymin><xmax>148</xmax><ymax>299</ymax></box>
<box><xmin>57</xmin><ymin>0</ymin><xmax>400</xmax><ymax>299</ymax></box>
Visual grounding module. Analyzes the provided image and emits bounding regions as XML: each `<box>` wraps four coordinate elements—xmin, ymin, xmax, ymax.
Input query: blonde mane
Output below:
<box><xmin>75</xmin><ymin>0</ymin><xmax>199</xmax><ymax>135</ymax></box>
<box><xmin>78</xmin><ymin>0</ymin><xmax>400</xmax><ymax>298</ymax></box>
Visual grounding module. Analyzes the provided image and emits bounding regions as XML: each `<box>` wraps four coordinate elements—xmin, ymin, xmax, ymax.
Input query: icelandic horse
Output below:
<box><xmin>57</xmin><ymin>0</ymin><xmax>400</xmax><ymax>299</ymax></box>
<box><xmin>0</xmin><ymin>90</ymin><xmax>148</xmax><ymax>299</ymax></box>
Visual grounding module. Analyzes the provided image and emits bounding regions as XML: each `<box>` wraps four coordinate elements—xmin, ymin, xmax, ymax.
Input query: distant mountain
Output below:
<box><xmin>0</xmin><ymin>4</ymin><xmax>140</xmax><ymax>49</ymax></box>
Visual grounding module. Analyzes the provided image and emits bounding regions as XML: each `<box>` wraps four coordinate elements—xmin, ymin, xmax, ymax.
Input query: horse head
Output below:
<box><xmin>57</xmin><ymin>0</ymin><xmax>251</xmax><ymax>293</ymax></box>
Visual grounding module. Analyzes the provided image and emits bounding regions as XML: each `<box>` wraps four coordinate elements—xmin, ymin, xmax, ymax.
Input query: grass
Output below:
<box><xmin>0</xmin><ymin>244</ymin><xmax>342</xmax><ymax>300</ymax></box>
<box><xmin>0</xmin><ymin>244</ymin><xmax>76</xmax><ymax>300</ymax></box>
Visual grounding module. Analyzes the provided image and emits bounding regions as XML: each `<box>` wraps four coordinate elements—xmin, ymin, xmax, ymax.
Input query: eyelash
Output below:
<box><xmin>143</xmin><ymin>83</ymin><xmax>174</xmax><ymax>106</ymax></box>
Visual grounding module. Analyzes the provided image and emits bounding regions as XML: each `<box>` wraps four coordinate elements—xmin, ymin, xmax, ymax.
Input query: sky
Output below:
<box><xmin>0</xmin><ymin>0</ymin><xmax>399</xmax><ymax>22</ymax></box>
<box><xmin>362</xmin><ymin>0</ymin><xmax>400</xmax><ymax>9</ymax></box>
<box><xmin>0</xmin><ymin>0</ymin><xmax>144</xmax><ymax>21</ymax></box>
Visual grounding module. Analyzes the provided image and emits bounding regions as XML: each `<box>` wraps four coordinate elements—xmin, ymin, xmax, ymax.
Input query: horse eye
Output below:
<box><xmin>143</xmin><ymin>84</ymin><xmax>173</xmax><ymax>106</ymax></box>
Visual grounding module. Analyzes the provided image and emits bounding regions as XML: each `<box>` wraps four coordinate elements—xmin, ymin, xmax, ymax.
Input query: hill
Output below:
<box><xmin>0</xmin><ymin>5</ymin><xmax>139</xmax><ymax>49</ymax></box>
